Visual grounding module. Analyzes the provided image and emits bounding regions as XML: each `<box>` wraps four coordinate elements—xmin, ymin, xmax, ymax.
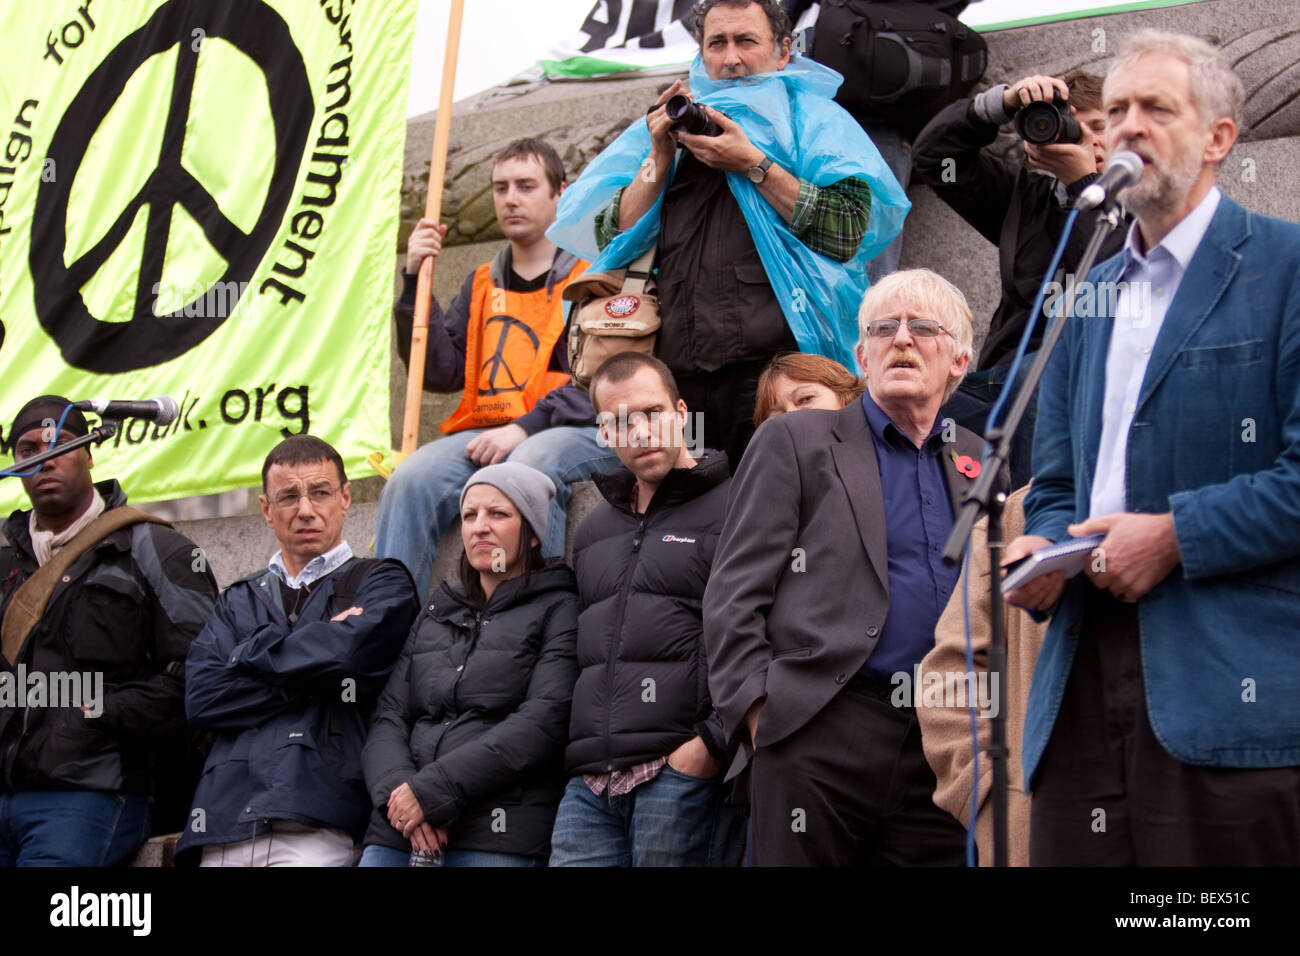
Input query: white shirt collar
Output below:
<box><xmin>269</xmin><ymin>539</ymin><xmax>353</xmax><ymax>589</ymax></box>
<box><xmin>1123</xmin><ymin>186</ymin><xmax>1221</xmax><ymax>271</ymax></box>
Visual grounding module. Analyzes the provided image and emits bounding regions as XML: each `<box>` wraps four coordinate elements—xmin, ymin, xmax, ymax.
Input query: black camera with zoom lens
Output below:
<box><xmin>665</xmin><ymin>93</ymin><xmax>723</xmax><ymax>137</ymax></box>
<box><xmin>1013</xmin><ymin>93</ymin><xmax>1082</xmax><ymax>145</ymax></box>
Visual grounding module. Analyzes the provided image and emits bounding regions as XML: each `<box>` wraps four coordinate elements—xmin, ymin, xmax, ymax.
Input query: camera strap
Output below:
<box><xmin>1</xmin><ymin>508</ymin><xmax>171</xmax><ymax>666</ymax></box>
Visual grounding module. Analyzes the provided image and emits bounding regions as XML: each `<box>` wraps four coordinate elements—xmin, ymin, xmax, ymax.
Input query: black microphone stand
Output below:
<box><xmin>1</xmin><ymin>422</ymin><xmax>118</xmax><ymax>479</ymax></box>
<box><xmin>940</xmin><ymin>201</ymin><xmax>1126</xmax><ymax>867</ymax></box>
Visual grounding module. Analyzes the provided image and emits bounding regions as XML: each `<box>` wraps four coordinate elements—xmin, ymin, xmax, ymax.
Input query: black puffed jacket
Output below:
<box><xmin>362</xmin><ymin>563</ymin><xmax>578</xmax><ymax>859</ymax></box>
<box><xmin>564</xmin><ymin>451</ymin><xmax>731</xmax><ymax>775</ymax></box>
<box><xmin>179</xmin><ymin>557</ymin><xmax>418</xmax><ymax>853</ymax></box>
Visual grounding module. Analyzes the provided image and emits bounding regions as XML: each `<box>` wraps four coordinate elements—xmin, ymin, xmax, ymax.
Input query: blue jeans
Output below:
<box><xmin>374</xmin><ymin>425</ymin><xmax>620</xmax><ymax>599</ymax></box>
<box><xmin>861</xmin><ymin>122</ymin><xmax>911</xmax><ymax>285</ymax></box>
<box><xmin>0</xmin><ymin>791</ymin><xmax>151</xmax><ymax>866</ymax></box>
<box><xmin>358</xmin><ymin>844</ymin><xmax>545</xmax><ymax>867</ymax></box>
<box><xmin>548</xmin><ymin>767</ymin><xmax>746</xmax><ymax>867</ymax></box>
<box><xmin>941</xmin><ymin>352</ymin><xmax>1039</xmax><ymax>490</ymax></box>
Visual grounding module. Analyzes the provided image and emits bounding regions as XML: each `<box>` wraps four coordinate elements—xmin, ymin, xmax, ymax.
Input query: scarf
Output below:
<box><xmin>30</xmin><ymin>491</ymin><xmax>106</xmax><ymax>567</ymax></box>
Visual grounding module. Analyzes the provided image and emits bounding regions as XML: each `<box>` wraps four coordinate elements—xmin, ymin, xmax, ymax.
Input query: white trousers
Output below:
<box><xmin>200</xmin><ymin>820</ymin><xmax>358</xmax><ymax>867</ymax></box>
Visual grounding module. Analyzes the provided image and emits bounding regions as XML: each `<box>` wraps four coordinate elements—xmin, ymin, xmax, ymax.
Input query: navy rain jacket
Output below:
<box><xmin>178</xmin><ymin>557</ymin><xmax>418</xmax><ymax>854</ymax></box>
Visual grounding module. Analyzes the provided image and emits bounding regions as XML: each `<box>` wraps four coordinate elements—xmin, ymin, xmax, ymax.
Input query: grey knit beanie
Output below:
<box><xmin>459</xmin><ymin>462</ymin><xmax>556</xmax><ymax>542</ymax></box>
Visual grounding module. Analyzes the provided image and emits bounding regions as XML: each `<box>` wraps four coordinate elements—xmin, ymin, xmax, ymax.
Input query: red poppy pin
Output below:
<box><xmin>952</xmin><ymin>451</ymin><xmax>981</xmax><ymax>479</ymax></box>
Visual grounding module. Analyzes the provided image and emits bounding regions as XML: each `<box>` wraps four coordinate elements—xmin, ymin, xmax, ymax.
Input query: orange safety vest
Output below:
<box><xmin>440</xmin><ymin>258</ymin><xmax>589</xmax><ymax>435</ymax></box>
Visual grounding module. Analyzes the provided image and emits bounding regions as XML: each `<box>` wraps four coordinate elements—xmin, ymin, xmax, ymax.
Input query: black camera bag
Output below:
<box><xmin>810</xmin><ymin>1</ymin><xmax>987</xmax><ymax>137</ymax></box>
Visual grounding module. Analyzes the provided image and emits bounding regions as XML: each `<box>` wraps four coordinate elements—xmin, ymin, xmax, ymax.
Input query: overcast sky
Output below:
<box><xmin>404</xmin><ymin>0</ymin><xmax>1163</xmax><ymax>116</ymax></box>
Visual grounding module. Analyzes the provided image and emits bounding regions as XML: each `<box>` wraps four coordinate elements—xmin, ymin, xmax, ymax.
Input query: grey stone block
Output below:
<box><xmin>899</xmin><ymin>183</ymin><xmax>1002</xmax><ymax>359</ymax></box>
<box><xmin>1216</xmin><ymin>135</ymin><xmax>1300</xmax><ymax>223</ymax></box>
<box><xmin>130</xmin><ymin>833</ymin><xmax>179</xmax><ymax>868</ymax></box>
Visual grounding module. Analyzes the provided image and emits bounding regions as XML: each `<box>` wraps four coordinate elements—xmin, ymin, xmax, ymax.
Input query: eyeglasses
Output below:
<box><xmin>864</xmin><ymin>318</ymin><xmax>953</xmax><ymax>339</ymax></box>
<box><xmin>269</xmin><ymin>485</ymin><xmax>340</xmax><ymax>511</ymax></box>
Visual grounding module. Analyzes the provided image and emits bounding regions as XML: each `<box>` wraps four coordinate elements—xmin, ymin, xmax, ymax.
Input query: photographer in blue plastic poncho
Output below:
<box><xmin>549</xmin><ymin>0</ymin><xmax>910</xmax><ymax>472</ymax></box>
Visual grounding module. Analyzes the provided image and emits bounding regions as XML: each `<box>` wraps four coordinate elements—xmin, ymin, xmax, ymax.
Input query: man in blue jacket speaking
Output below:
<box><xmin>179</xmin><ymin>435</ymin><xmax>418</xmax><ymax>866</ymax></box>
<box><xmin>1004</xmin><ymin>30</ymin><xmax>1300</xmax><ymax>865</ymax></box>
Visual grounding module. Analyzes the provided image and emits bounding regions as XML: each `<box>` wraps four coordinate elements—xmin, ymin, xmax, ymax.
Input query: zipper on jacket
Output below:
<box><xmin>602</xmin><ymin>514</ymin><xmax>648</xmax><ymax>772</ymax></box>
<box><xmin>455</xmin><ymin>612</ymin><xmax>484</xmax><ymax>698</ymax></box>
<box><xmin>438</xmin><ymin>610</ymin><xmax>483</xmax><ymax>759</ymax></box>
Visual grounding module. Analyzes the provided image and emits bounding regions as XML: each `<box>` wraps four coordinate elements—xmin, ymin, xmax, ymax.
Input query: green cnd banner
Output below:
<box><xmin>0</xmin><ymin>0</ymin><xmax>416</xmax><ymax>510</ymax></box>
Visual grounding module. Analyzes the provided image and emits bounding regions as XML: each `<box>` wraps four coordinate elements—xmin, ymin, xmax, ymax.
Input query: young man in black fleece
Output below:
<box><xmin>549</xmin><ymin>352</ymin><xmax>744</xmax><ymax>867</ymax></box>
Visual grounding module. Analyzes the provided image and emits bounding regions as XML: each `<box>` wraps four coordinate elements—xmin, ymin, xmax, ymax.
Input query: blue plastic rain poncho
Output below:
<box><xmin>547</xmin><ymin>54</ymin><xmax>911</xmax><ymax>370</ymax></box>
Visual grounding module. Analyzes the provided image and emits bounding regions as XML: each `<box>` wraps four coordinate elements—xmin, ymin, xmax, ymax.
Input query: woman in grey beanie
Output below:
<box><xmin>455</xmin><ymin>462</ymin><xmax>556</xmax><ymax>604</ymax></box>
<box><xmin>360</xmin><ymin>462</ymin><xmax>579</xmax><ymax>867</ymax></box>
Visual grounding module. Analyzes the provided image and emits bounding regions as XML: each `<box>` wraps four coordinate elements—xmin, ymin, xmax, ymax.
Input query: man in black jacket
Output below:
<box><xmin>549</xmin><ymin>353</ymin><xmax>744</xmax><ymax>866</ymax></box>
<box><xmin>0</xmin><ymin>396</ymin><xmax>218</xmax><ymax>866</ymax></box>
<box><xmin>180</xmin><ymin>435</ymin><xmax>418</xmax><ymax>866</ymax></box>
<box><xmin>913</xmin><ymin>70</ymin><xmax>1126</xmax><ymax>487</ymax></box>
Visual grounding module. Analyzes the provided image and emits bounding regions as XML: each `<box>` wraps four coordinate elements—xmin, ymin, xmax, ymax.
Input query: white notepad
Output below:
<box><xmin>1001</xmin><ymin>534</ymin><xmax>1105</xmax><ymax>592</ymax></box>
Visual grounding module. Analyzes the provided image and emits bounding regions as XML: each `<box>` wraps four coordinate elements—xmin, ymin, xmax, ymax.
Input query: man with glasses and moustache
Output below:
<box><xmin>705</xmin><ymin>270</ymin><xmax>1006</xmax><ymax>865</ymax></box>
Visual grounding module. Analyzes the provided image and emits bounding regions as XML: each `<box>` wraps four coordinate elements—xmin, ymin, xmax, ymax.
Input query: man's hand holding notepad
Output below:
<box><xmin>1000</xmin><ymin>534</ymin><xmax>1105</xmax><ymax>593</ymax></box>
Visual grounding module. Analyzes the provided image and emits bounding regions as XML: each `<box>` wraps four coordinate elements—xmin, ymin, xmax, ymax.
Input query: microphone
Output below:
<box><xmin>1074</xmin><ymin>150</ymin><xmax>1144</xmax><ymax>211</ymax></box>
<box><xmin>74</xmin><ymin>397</ymin><xmax>179</xmax><ymax>426</ymax></box>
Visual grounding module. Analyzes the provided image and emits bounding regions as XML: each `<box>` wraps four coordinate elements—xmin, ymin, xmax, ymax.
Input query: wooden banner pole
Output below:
<box><xmin>397</xmin><ymin>0</ymin><xmax>465</xmax><ymax>463</ymax></box>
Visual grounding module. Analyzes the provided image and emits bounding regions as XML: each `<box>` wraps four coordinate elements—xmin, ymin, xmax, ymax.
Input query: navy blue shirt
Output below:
<box><xmin>858</xmin><ymin>392</ymin><xmax>960</xmax><ymax>682</ymax></box>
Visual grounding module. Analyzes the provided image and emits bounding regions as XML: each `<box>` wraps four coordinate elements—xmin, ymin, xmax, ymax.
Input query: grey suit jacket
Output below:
<box><xmin>703</xmin><ymin>399</ymin><xmax>998</xmax><ymax>760</ymax></box>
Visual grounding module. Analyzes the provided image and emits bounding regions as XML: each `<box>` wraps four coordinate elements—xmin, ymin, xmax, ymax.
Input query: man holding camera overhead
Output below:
<box><xmin>575</xmin><ymin>0</ymin><xmax>908</xmax><ymax>470</ymax></box>
<box><xmin>913</xmin><ymin>71</ymin><xmax>1130</xmax><ymax>487</ymax></box>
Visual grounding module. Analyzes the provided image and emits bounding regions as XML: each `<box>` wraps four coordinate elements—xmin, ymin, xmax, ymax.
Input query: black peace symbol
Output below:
<box><xmin>29</xmin><ymin>0</ymin><xmax>313</xmax><ymax>373</ymax></box>
<box><xmin>478</xmin><ymin>315</ymin><xmax>539</xmax><ymax>397</ymax></box>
